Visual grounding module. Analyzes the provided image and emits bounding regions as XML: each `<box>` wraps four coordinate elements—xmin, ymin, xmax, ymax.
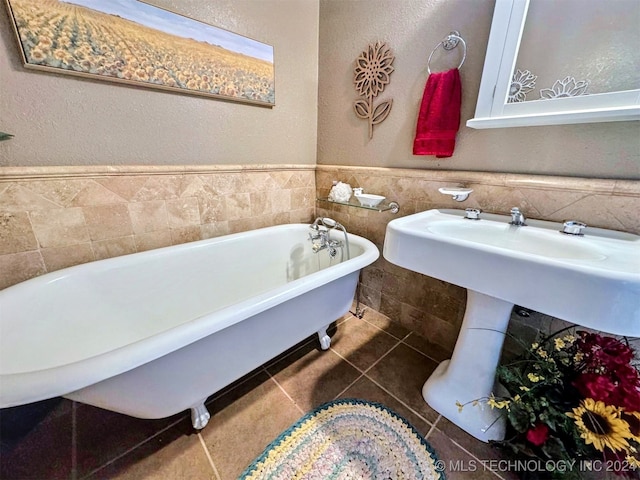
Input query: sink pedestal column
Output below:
<box><xmin>422</xmin><ymin>290</ymin><xmax>512</xmax><ymax>442</ymax></box>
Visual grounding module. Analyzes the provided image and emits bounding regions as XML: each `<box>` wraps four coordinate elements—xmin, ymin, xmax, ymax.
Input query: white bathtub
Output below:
<box><xmin>0</xmin><ymin>223</ymin><xmax>378</xmax><ymax>428</ymax></box>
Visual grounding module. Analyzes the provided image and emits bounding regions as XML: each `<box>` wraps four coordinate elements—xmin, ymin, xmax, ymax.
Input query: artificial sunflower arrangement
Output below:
<box><xmin>461</xmin><ymin>329</ymin><xmax>640</xmax><ymax>479</ymax></box>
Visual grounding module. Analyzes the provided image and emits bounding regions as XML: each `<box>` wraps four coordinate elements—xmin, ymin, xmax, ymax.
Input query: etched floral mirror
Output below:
<box><xmin>467</xmin><ymin>0</ymin><xmax>640</xmax><ymax>128</ymax></box>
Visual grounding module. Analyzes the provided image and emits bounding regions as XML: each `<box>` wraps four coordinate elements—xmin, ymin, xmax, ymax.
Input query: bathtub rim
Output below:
<box><xmin>0</xmin><ymin>223</ymin><xmax>379</xmax><ymax>408</ymax></box>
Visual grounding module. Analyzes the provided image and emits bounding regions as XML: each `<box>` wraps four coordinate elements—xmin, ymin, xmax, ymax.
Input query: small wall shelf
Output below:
<box><xmin>317</xmin><ymin>197</ymin><xmax>400</xmax><ymax>214</ymax></box>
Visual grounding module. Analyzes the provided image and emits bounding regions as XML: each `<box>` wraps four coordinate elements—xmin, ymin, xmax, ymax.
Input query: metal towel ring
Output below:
<box><xmin>427</xmin><ymin>31</ymin><xmax>467</xmax><ymax>74</ymax></box>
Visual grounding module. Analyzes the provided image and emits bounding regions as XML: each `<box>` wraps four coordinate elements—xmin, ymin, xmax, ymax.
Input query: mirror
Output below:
<box><xmin>467</xmin><ymin>0</ymin><xmax>640</xmax><ymax>128</ymax></box>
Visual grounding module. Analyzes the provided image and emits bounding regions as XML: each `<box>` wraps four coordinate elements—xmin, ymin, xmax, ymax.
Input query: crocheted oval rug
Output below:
<box><xmin>238</xmin><ymin>398</ymin><xmax>445</xmax><ymax>480</ymax></box>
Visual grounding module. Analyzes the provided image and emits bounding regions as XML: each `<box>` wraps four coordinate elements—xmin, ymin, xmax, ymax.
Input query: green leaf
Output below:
<box><xmin>507</xmin><ymin>403</ymin><xmax>532</xmax><ymax>433</ymax></box>
<box><xmin>541</xmin><ymin>436</ymin><xmax>568</xmax><ymax>460</ymax></box>
<box><xmin>0</xmin><ymin>132</ymin><xmax>14</xmax><ymax>141</ymax></box>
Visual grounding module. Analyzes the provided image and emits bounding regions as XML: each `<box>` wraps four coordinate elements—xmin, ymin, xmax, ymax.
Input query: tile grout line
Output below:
<box><xmin>447</xmin><ymin>437</ymin><xmax>510</xmax><ymax>480</ymax></box>
<box><xmin>359</xmin><ymin>314</ymin><xmax>406</xmax><ymax>339</ymax></box>
<box><xmin>330</xmin><ymin>332</ymin><xmax>440</xmax><ymax>431</ymax></box>
<box><xmin>197</xmin><ymin>432</ymin><xmax>222</xmax><ymax>480</ymax></box>
<box><xmin>328</xmin><ymin>333</ymin><xmax>409</xmax><ymax>399</ymax></box>
<box><xmin>332</xmin><ymin>372</ymin><xmax>365</xmax><ymax>400</ymax></box>
<box><xmin>361</xmin><ymin>316</ymin><xmax>430</xmax><ymax>356</ymax></box>
<box><xmin>362</xmin><ymin>373</ymin><xmax>435</xmax><ymax>429</ymax></box>
<box><xmin>424</xmin><ymin>415</ymin><xmax>441</xmax><ymax>439</ymax></box>
<box><xmin>358</xmin><ymin>310</ymin><xmax>451</xmax><ymax>365</ymax></box>
<box><xmin>399</xmin><ymin>333</ymin><xmax>450</xmax><ymax>365</ymax></box>
<box><xmin>429</xmin><ymin>423</ymin><xmax>509</xmax><ymax>480</ymax></box>
<box><xmin>358</xmin><ymin>332</ymin><xmax>412</xmax><ymax>376</ymax></box>
<box><xmin>78</xmin><ymin>415</ymin><xmax>189</xmax><ymax>479</ymax></box>
<box><xmin>263</xmin><ymin>367</ymin><xmax>306</xmax><ymax>415</ymax></box>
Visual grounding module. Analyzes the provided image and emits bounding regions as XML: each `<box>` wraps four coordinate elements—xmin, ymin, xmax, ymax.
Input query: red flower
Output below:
<box><xmin>614</xmin><ymin>384</ymin><xmax>640</xmax><ymax>412</ymax></box>
<box><xmin>573</xmin><ymin>373</ymin><xmax>616</xmax><ymax>403</ymax></box>
<box><xmin>526</xmin><ymin>423</ymin><xmax>549</xmax><ymax>446</ymax></box>
<box><xmin>597</xmin><ymin>336</ymin><xmax>635</xmax><ymax>366</ymax></box>
<box><xmin>577</xmin><ymin>332</ymin><xmax>635</xmax><ymax>368</ymax></box>
<box><xmin>614</xmin><ymin>364</ymin><xmax>640</xmax><ymax>384</ymax></box>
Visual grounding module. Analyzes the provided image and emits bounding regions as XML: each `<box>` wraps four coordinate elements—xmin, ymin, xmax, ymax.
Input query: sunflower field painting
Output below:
<box><xmin>4</xmin><ymin>0</ymin><xmax>275</xmax><ymax>106</ymax></box>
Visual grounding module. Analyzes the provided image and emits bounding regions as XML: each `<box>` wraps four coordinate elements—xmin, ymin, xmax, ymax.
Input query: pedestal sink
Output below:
<box><xmin>383</xmin><ymin>209</ymin><xmax>640</xmax><ymax>442</ymax></box>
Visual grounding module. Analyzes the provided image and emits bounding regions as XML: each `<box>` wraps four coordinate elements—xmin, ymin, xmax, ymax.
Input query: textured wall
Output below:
<box><xmin>317</xmin><ymin>0</ymin><xmax>640</xmax><ymax>179</ymax></box>
<box><xmin>0</xmin><ymin>0</ymin><xmax>319</xmax><ymax>166</ymax></box>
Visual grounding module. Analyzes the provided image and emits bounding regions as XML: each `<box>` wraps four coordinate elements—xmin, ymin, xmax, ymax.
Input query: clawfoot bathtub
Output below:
<box><xmin>0</xmin><ymin>224</ymin><xmax>378</xmax><ymax>429</ymax></box>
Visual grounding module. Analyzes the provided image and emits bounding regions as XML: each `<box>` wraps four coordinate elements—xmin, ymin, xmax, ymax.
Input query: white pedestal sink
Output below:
<box><xmin>383</xmin><ymin>209</ymin><xmax>640</xmax><ymax>442</ymax></box>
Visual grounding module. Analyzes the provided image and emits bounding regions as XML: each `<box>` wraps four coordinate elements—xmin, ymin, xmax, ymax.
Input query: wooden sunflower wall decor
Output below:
<box><xmin>353</xmin><ymin>42</ymin><xmax>395</xmax><ymax>139</ymax></box>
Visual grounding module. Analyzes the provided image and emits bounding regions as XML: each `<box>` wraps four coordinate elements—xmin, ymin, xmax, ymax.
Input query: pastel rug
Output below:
<box><xmin>238</xmin><ymin>398</ymin><xmax>445</xmax><ymax>480</ymax></box>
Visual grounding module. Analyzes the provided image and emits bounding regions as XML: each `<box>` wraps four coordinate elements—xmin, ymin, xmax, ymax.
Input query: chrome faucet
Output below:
<box><xmin>509</xmin><ymin>207</ymin><xmax>527</xmax><ymax>226</ymax></box>
<box><xmin>309</xmin><ymin>228</ymin><xmax>330</xmax><ymax>253</ymax></box>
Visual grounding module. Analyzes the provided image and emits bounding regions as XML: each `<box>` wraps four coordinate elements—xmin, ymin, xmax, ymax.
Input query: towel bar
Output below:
<box><xmin>427</xmin><ymin>31</ymin><xmax>467</xmax><ymax>74</ymax></box>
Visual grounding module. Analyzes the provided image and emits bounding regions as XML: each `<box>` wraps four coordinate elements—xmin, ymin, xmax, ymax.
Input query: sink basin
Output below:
<box><xmin>385</xmin><ymin>209</ymin><xmax>639</xmax><ymax>335</ymax></box>
<box><xmin>426</xmin><ymin>221</ymin><xmax>606</xmax><ymax>260</ymax></box>
<box><xmin>383</xmin><ymin>209</ymin><xmax>640</xmax><ymax>442</ymax></box>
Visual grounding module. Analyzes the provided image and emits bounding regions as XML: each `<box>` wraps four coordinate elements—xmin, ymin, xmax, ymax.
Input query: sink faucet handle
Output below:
<box><xmin>464</xmin><ymin>208</ymin><xmax>481</xmax><ymax>220</ymax></box>
<box><xmin>561</xmin><ymin>220</ymin><xmax>587</xmax><ymax>236</ymax></box>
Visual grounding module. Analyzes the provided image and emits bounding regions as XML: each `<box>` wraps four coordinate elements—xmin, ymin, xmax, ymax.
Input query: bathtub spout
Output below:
<box><xmin>190</xmin><ymin>401</ymin><xmax>211</xmax><ymax>430</ymax></box>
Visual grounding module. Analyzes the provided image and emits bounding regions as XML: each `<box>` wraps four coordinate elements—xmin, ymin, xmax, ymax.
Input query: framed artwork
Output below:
<box><xmin>4</xmin><ymin>0</ymin><xmax>275</xmax><ymax>106</ymax></box>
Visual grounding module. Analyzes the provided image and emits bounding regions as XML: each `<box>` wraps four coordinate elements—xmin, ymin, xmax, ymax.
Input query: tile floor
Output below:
<box><xmin>1</xmin><ymin>308</ymin><xmax>521</xmax><ymax>480</ymax></box>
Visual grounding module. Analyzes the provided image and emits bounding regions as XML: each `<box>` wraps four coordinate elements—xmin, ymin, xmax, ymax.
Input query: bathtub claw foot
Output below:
<box><xmin>190</xmin><ymin>403</ymin><xmax>211</xmax><ymax>430</ymax></box>
<box><xmin>317</xmin><ymin>327</ymin><xmax>331</xmax><ymax>350</ymax></box>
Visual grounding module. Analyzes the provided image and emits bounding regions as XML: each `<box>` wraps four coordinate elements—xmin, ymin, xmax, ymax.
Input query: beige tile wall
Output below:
<box><xmin>2</xmin><ymin>163</ymin><xmax>637</xmax><ymax>356</ymax></box>
<box><xmin>0</xmin><ymin>165</ymin><xmax>316</xmax><ymax>289</ymax></box>
<box><xmin>316</xmin><ymin>165</ymin><xmax>640</xmax><ymax>353</ymax></box>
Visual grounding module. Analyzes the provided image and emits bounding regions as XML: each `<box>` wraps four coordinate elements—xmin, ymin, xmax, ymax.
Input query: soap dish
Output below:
<box><xmin>355</xmin><ymin>193</ymin><xmax>386</xmax><ymax>207</ymax></box>
<box><xmin>438</xmin><ymin>187</ymin><xmax>473</xmax><ymax>202</ymax></box>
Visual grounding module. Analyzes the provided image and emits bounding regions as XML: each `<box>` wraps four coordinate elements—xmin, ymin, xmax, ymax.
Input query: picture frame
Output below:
<box><xmin>3</xmin><ymin>0</ymin><xmax>275</xmax><ymax>107</ymax></box>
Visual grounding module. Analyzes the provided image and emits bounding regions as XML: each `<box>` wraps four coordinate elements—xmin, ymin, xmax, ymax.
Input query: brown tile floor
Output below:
<box><xmin>1</xmin><ymin>308</ymin><xmax>521</xmax><ymax>480</ymax></box>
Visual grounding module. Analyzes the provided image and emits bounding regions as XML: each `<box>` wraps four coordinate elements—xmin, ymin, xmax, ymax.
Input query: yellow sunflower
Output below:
<box><xmin>567</xmin><ymin>399</ymin><xmax>633</xmax><ymax>452</ymax></box>
<box><xmin>627</xmin><ymin>455</ymin><xmax>640</xmax><ymax>469</ymax></box>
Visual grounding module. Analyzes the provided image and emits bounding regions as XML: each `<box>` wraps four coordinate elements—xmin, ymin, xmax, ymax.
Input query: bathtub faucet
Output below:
<box><xmin>309</xmin><ymin>217</ymin><xmax>351</xmax><ymax>259</ymax></box>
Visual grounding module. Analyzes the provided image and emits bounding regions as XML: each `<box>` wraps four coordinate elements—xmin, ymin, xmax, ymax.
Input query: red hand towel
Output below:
<box><xmin>412</xmin><ymin>68</ymin><xmax>461</xmax><ymax>158</ymax></box>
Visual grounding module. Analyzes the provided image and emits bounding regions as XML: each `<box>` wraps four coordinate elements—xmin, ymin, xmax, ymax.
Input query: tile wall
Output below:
<box><xmin>0</xmin><ymin>165</ymin><xmax>316</xmax><ymax>290</ymax></box>
<box><xmin>2</xmin><ymin>163</ymin><xmax>638</xmax><ymax>354</ymax></box>
<box><xmin>316</xmin><ymin>165</ymin><xmax>640</xmax><ymax>353</ymax></box>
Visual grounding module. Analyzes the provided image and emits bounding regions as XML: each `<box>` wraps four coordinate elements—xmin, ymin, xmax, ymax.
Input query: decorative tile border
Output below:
<box><xmin>0</xmin><ymin>164</ymin><xmax>315</xmax><ymax>180</ymax></box>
